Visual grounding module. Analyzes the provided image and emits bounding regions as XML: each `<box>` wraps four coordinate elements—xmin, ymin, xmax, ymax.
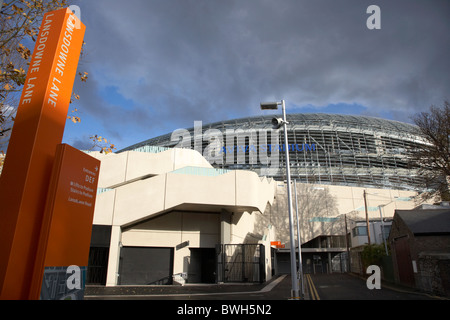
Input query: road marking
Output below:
<box><xmin>306</xmin><ymin>274</ymin><xmax>320</xmax><ymax>300</ymax></box>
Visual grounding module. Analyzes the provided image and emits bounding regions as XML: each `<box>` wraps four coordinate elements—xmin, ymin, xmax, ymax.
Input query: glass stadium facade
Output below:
<box><xmin>121</xmin><ymin>113</ymin><xmax>429</xmax><ymax>191</ymax></box>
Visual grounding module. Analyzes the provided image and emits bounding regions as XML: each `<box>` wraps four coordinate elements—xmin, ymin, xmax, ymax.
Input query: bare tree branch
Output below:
<box><xmin>409</xmin><ymin>101</ymin><xmax>450</xmax><ymax>201</ymax></box>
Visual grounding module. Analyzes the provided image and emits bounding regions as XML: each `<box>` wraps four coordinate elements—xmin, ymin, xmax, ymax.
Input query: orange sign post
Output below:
<box><xmin>0</xmin><ymin>8</ymin><xmax>86</xmax><ymax>299</ymax></box>
<box><xmin>31</xmin><ymin>144</ymin><xmax>100</xmax><ymax>300</ymax></box>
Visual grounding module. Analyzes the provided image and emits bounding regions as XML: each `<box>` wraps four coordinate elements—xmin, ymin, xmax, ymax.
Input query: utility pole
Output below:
<box><xmin>363</xmin><ymin>190</ymin><xmax>371</xmax><ymax>245</ymax></box>
<box><xmin>344</xmin><ymin>214</ymin><xmax>350</xmax><ymax>272</ymax></box>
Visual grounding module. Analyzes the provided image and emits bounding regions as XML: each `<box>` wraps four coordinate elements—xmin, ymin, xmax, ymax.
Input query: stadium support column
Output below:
<box><xmin>220</xmin><ymin>210</ymin><xmax>231</xmax><ymax>244</ymax></box>
<box><xmin>218</xmin><ymin>210</ymin><xmax>232</xmax><ymax>283</ymax></box>
<box><xmin>106</xmin><ymin>226</ymin><xmax>122</xmax><ymax>286</ymax></box>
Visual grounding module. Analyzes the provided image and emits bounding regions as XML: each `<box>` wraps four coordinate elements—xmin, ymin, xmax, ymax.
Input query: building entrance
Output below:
<box><xmin>188</xmin><ymin>248</ymin><xmax>216</xmax><ymax>283</ymax></box>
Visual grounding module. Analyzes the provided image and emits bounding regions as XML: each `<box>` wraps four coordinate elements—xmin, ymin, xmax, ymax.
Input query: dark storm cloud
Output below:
<box><xmin>72</xmin><ymin>0</ymin><xmax>450</xmax><ymax>146</ymax></box>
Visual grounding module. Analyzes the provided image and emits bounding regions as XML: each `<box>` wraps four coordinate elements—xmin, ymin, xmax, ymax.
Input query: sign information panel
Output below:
<box><xmin>32</xmin><ymin>144</ymin><xmax>100</xmax><ymax>300</ymax></box>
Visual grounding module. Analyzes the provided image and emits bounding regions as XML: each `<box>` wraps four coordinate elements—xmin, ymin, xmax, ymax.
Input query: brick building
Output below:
<box><xmin>389</xmin><ymin>206</ymin><xmax>450</xmax><ymax>296</ymax></box>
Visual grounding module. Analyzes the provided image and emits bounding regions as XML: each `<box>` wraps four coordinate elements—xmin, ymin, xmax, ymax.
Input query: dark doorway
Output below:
<box><xmin>119</xmin><ymin>246</ymin><xmax>174</xmax><ymax>285</ymax></box>
<box><xmin>87</xmin><ymin>247</ymin><xmax>109</xmax><ymax>285</ymax></box>
<box><xmin>87</xmin><ymin>225</ymin><xmax>112</xmax><ymax>285</ymax></box>
<box><xmin>188</xmin><ymin>248</ymin><xmax>216</xmax><ymax>283</ymax></box>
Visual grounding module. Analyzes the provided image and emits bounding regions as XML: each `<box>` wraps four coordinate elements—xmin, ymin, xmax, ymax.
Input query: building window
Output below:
<box><xmin>381</xmin><ymin>225</ymin><xmax>391</xmax><ymax>239</ymax></box>
<box><xmin>352</xmin><ymin>226</ymin><xmax>368</xmax><ymax>237</ymax></box>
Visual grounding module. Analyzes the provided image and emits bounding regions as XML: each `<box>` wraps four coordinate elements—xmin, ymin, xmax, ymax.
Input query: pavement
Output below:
<box><xmin>84</xmin><ymin>274</ymin><xmax>305</xmax><ymax>300</ymax></box>
<box><xmin>84</xmin><ymin>272</ymin><xmax>447</xmax><ymax>300</ymax></box>
<box><xmin>80</xmin><ymin>274</ymin><xmax>447</xmax><ymax>319</ymax></box>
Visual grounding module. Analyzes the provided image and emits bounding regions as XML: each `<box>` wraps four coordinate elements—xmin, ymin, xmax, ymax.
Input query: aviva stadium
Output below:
<box><xmin>88</xmin><ymin>113</ymin><xmax>433</xmax><ymax>287</ymax></box>
<box><xmin>121</xmin><ymin>113</ymin><xmax>428</xmax><ymax>191</ymax></box>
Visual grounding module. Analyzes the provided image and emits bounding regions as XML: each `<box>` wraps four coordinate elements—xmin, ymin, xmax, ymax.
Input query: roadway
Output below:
<box><xmin>85</xmin><ymin>273</ymin><xmax>444</xmax><ymax>301</ymax></box>
<box><xmin>305</xmin><ymin>273</ymin><xmax>443</xmax><ymax>300</ymax></box>
<box><xmin>83</xmin><ymin>273</ymin><xmax>445</xmax><ymax>319</ymax></box>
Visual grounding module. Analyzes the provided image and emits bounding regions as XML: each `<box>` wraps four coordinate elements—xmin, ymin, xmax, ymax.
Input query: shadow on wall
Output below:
<box><xmin>261</xmin><ymin>182</ymin><xmax>344</xmax><ymax>246</ymax></box>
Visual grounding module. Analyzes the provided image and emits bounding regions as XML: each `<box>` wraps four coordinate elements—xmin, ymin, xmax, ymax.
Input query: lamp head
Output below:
<box><xmin>260</xmin><ymin>102</ymin><xmax>279</xmax><ymax>110</ymax></box>
<box><xmin>272</xmin><ymin>117</ymin><xmax>284</xmax><ymax>129</ymax></box>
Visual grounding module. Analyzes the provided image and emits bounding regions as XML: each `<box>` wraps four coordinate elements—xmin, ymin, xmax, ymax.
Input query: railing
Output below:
<box><xmin>97</xmin><ymin>188</ymin><xmax>113</xmax><ymax>194</ymax></box>
<box><xmin>132</xmin><ymin>145</ymin><xmax>171</xmax><ymax>154</ymax></box>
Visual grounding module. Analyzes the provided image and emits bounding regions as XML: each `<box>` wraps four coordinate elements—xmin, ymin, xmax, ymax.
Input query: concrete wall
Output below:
<box><xmin>89</xmin><ymin>148</ymin><xmax>213</xmax><ymax>189</ymax></box>
<box><xmin>93</xmin><ymin>170</ymin><xmax>276</xmax><ymax>228</ymax></box>
<box><xmin>229</xmin><ymin>209</ymin><xmax>276</xmax><ymax>280</ymax></box>
<box><xmin>121</xmin><ymin>211</ymin><xmax>220</xmax><ymax>277</ymax></box>
<box><xmin>118</xmin><ymin>209</ymin><xmax>276</xmax><ymax>283</ymax></box>
<box><xmin>91</xmin><ymin>149</ymin><xmax>277</xmax><ymax>285</ymax></box>
<box><xmin>269</xmin><ymin>182</ymin><xmax>419</xmax><ymax>248</ymax></box>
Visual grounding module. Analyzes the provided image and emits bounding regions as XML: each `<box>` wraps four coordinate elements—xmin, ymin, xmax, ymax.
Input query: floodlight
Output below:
<box><xmin>260</xmin><ymin>102</ymin><xmax>279</xmax><ymax>110</ymax></box>
<box><xmin>272</xmin><ymin>117</ymin><xmax>284</xmax><ymax>129</ymax></box>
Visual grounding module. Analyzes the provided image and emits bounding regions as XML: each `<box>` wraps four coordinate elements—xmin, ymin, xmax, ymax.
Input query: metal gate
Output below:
<box><xmin>217</xmin><ymin>244</ymin><xmax>265</xmax><ymax>283</ymax></box>
<box><xmin>87</xmin><ymin>247</ymin><xmax>109</xmax><ymax>285</ymax></box>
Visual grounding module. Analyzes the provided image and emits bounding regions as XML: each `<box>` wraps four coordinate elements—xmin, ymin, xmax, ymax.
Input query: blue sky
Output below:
<box><xmin>58</xmin><ymin>0</ymin><xmax>450</xmax><ymax>151</ymax></box>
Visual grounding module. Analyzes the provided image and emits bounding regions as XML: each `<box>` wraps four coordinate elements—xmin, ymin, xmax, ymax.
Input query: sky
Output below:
<box><xmin>60</xmin><ymin>0</ymin><xmax>450</xmax><ymax>151</ymax></box>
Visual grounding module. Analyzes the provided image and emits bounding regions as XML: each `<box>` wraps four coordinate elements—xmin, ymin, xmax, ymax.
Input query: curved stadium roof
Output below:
<box><xmin>121</xmin><ymin>113</ymin><xmax>427</xmax><ymax>191</ymax></box>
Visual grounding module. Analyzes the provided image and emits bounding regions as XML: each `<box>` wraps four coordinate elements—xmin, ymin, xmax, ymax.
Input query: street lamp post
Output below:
<box><xmin>260</xmin><ymin>100</ymin><xmax>300</xmax><ymax>299</ymax></box>
<box><xmin>294</xmin><ymin>179</ymin><xmax>305</xmax><ymax>297</ymax></box>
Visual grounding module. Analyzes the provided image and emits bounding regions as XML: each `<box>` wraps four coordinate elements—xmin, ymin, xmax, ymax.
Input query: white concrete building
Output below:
<box><xmin>87</xmin><ymin>146</ymin><xmax>422</xmax><ymax>286</ymax></box>
<box><xmin>87</xmin><ymin>113</ymin><xmax>431</xmax><ymax>286</ymax></box>
<box><xmin>89</xmin><ymin>147</ymin><xmax>277</xmax><ymax>286</ymax></box>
